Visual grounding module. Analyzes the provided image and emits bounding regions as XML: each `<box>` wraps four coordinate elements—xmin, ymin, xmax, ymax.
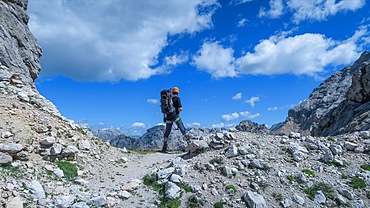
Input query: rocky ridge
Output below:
<box><xmin>273</xmin><ymin>51</ymin><xmax>370</xmax><ymax>136</ymax></box>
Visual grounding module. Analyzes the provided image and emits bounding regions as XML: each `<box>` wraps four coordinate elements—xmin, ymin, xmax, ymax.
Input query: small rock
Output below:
<box><xmin>338</xmin><ymin>188</ymin><xmax>354</xmax><ymax>200</ymax></box>
<box><xmin>314</xmin><ymin>191</ymin><xmax>326</xmax><ymax>204</ymax></box>
<box><xmin>7</xmin><ymin>196</ymin><xmax>23</xmax><ymax>208</ymax></box>
<box><xmin>242</xmin><ymin>191</ymin><xmax>267</xmax><ymax>208</ymax></box>
<box><xmin>280</xmin><ymin>198</ymin><xmax>293</xmax><ymax>207</ymax></box>
<box><xmin>165</xmin><ymin>182</ymin><xmax>181</xmax><ymax>199</ymax></box>
<box><xmin>89</xmin><ymin>196</ymin><xmax>106</xmax><ymax>207</ymax></box>
<box><xmin>225</xmin><ymin>144</ymin><xmax>238</xmax><ymax>158</ymax></box>
<box><xmin>0</xmin><ymin>152</ymin><xmax>12</xmax><ymax>164</ymax></box>
<box><xmin>293</xmin><ymin>194</ymin><xmax>305</xmax><ymax>205</ymax></box>
<box><xmin>40</xmin><ymin>136</ymin><xmax>56</xmax><ymax>147</ymax></box>
<box><xmin>344</xmin><ymin>142</ymin><xmax>358</xmax><ymax>151</ymax></box>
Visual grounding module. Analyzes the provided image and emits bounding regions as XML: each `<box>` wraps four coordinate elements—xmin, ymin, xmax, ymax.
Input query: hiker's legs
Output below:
<box><xmin>175</xmin><ymin>119</ymin><xmax>186</xmax><ymax>135</ymax></box>
<box><xmin>163</xmin><ymin>122</ymin><xmax>172</xmax><ymax>151</ymax></box>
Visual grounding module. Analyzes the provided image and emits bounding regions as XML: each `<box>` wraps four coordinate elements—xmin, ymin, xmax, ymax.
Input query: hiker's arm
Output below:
<box><xmin>178</xmin><ymin>107</ymin><xmax>183</xmax><ymax>112</ymax></box>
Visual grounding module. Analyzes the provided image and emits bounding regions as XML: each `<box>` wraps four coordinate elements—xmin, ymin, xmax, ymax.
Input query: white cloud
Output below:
<box><xmin>229</xmin><ymin>0</ymin><xmax>253</xmax><ymax>6</ymax></box>
<box><xmin>287</xmin><ymin>0</ymin><xmax>366</xmax><ymax>23</ymax></box>
<box><xmin>245</xmin><ymin>96</ymin><xmax>260</xmax><ymax>107</ymax></box>
<box><xmin>236</xmin><ymin>27</ymin><xmax>368</xmax><ymax>76</ymax></box>
<box><xmin>267</xmin><ymin>106</ymin><xmax>279</xmax><ymax>111</ymax></box>
<box><xmin>258</xmin><ymin>0</ymin><xmax>284</xmax><ymax>18</ymax></box>
<box><xmin>28</xmin><ymin>0</ymin><xmax>220</xmax><ymax>82</ymax></box>
<box><xmin>211</xmin><ymin>123</ymin><xmax>225</xmax><ymax>128</ymax></box>
<box><xmin>232</xmin><ymin>92</ymin><xmax>242</xmax><ymax>100</ymax></box>
<box><xmin>211</xmin><ymin>122</ymin><xmax>236</xmax><ymax>129</ymax></box>
<box><xmin>221</xmin><ymin>112</ymin><xmax>240</xmax><ymax>121</ymax></box>
<box><xmin>186</xmin><ymin>122</ymin><xmax>201</xmax><ymax>128</ymax></box>
<box><xmin>192</xmin><ymin>42</ymin><xmax>237</xmax><ymax>78</ymax></box>
<box><xmin>240</xmin><ymin>111</ymin><xmax>260</xmax><ymax>119</ymax></box>
<box><xmin>132</xmin><ymin>122</ymin><xmax>146</xmax><ymax>128</ymax></box>
<box><xmin>221</xmin><ymin>110</ymin><xmax>260</xmax><ymax>122</ymax></box>
<box><xmin>147</xmin><ymin>99</ymin><xmax>159</xmax><ymax>104</ymax></box>
<box><xmin>164</xmin><ymin>52</ymin><xmax>189</xmax><ymax>66</ymax></box>
<box><xmin>237</xmin><ymin>18</ymin><xmax>248</xmax><ymax>27</ymax></box>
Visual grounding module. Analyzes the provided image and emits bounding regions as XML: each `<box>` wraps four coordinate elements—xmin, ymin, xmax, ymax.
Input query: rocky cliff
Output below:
<box><xmin>272</xmin><ymin>51</ymin><xmax>370</xmax><ymax>136</ymax></box>
<box><xmin>0</xmin><ymin>0</ymin><xmax>59</xmax><ymax>116</ymax></box>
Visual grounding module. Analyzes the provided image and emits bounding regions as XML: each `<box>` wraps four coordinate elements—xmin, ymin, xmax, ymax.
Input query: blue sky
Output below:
<box><xmin>28</xmin><ymin>0</ymin><xmax>370</xmax><ymax>136</ymax></box>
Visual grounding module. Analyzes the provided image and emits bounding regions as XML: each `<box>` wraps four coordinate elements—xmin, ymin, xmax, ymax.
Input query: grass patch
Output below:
<box><xmin>131</xmin><ymin>149</ymin><xmax>156</xmax><ymax>154</ymax></box>
<box><xmin>349</xmin><ymin>177</ymin><xmax>366</xmax><ymax>189</ymax></box>
<box><xmin>341</xmin><ymin>174</ymin><xmax>348</xmax><ymax>179</ymax></box>
<box><xmin>0</xmin><ymin>164</ymin><xmax>23</xmax><ymax>179</ymax></box>
<box><xmin>56</xmin><ymin>161</ymin><xmax>78</xmax><ymax>181</ymax></box>
<box><xmin>194</xmin><ymin>147</ymin><xmax>211</xmax><ymax>155</ymax></box>
<box><xmin>77</xmin><ymin>127</ymin><xmax>86</xmax><ymax>135</ymax></box>
<box><xmin>179</xmin><ymin>182</ymin><xmax>192</xmax><ymax>193</ymax></box>
<box><xmin>360</xmin><ymin>164</ymin><xmax>370</xmax><ymax>171</ymax></box>
<box><xmin>187</xmin><ymin>195</ymin><xmax>199</xmax><ymax>207</ymax></box>
<box><xmin>272</xmin><ymin>192</ymin><xmax>283</xmax><ymax>201</ymax></box>
<box><xmin>209</xmin><ymin>157</ymin><xmax>224</xmax><ymax>165</ymax></box>
<box><xmin>302</xmin><ymin>169</ymin><xmax>315</xmax><ymax>177</ymax></box>
<box><xmin>225</xmin><ymin>184</ymin><xmax>237</xmax><ymax>192</ymax></box>
<box><xmin>326</xmin><ymin>161</ymin><xmax>343</xmax><ymax>167</ymax></box>
<box><xmin>287</xmin><ymin>175</ymin><xmax>294</xmax><ymax>182</ymax></box>
<box><xmin>303</xmin><ymin>182</ymin><xmax>334</xmax><ymax>200</ymax></box>
<box><xmin>143</xmin><ymin>173</ymin><xmax>163</xmax><ymax>192</ymax></box>
<box><xmin>157</xmin><ymin>196</ymin><xmax>181</xmax><ymax>208</ymax></box>
<box><xmin>214</xmin><ymin>202</ymin><xmax>225</xmax><ymax>208</ymax></box>
<box><xmin>327</xmin><ymin>136</ymin><xmax>334</xmax><ymax>141</ymax></box>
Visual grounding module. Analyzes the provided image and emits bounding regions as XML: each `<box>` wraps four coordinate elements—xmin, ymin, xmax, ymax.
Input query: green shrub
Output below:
<box><xmin>349</xmin><ymin>177</ymin><xmax>366</xmax><ymax>189</ymax></box>
<box><xmin>287</xmin><ymin>175</ymin><xmax>294</xmax><ymax>182</ymax></box>
<box><xmin>341</xmin><ymin>174</ymin><xmax>348</xmax><ymax>179</ymax></box>
<box><xmin>302</xmin><ymin>169</ymin><xmax>315</xmax><ymax>177</ymax></box>
<box><xmin>326</xmin><ymin>161</ymin><xmax>343</xmax><ymax>167</ymax></box>
<box><xmin>158</xmin><ymin>196</ymin><xmax>181</xmax><ymax>208</ymax></box>
<box><xmin>327</xmin><ymin>136</ymin><xmax>334</xmax><ymax>141</ymax></box>
<box><xmin>272</xmin><ymin>192</ymin><xmax>283</xmax><ymax>201</ymax></box>
<box><xmin>225</xmin><ymin>184</ymin><xmax>237</xmax><ymax>192</ymax></box>
<box><xmin>303</xmin><ymin>183</ymin><xmax>334</xmax><ymax>200</ymax></box>
<box><xmin>214</xmin><ymin>202</ymin><xmax>224</xmax><ymax>208</ymax></box>
<box><xmin>187</xmin><ymin>195</ymin><xmax>198</xmax><ymax>207</ymax></box>
<box><xmin>0</xmin><ymin>164</ymin><xmax>22</xmax><ymax>178</ymax></box>
<box><xmin>56</xmin><ymin>161</ymin><xmax>78</xmax><ymax>181</ymax></box>
<box><xmin>360</xmin><ymin>164</ymin><xmax>370</xmax><ymax>171</ymax></box>
<box><xmin>209</xmin><ymin>157</ymin><xmax>223</xmax><ymax>165</ymax></box>
<box><xmin>143</xmin><ymin>173</ymin><xmax>162</xmax><ymax>192</ymax></box>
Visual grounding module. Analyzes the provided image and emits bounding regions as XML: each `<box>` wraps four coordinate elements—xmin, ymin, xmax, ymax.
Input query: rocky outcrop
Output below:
<box><xmin>0</xmin><ymin>0</ymin><xmax>41</xmax><ymax>89</ymax></box>
<box><xmin>0</xmin><ymin>0</ymin><xmax>60</xmax><ymax>116</ymax></box>
<box><xmin>273</xmin><ymin>51</ymin><xmax>370</xmax><ymax>136</ymax></box>
<box><xmin>235</xmin><ymin>120</ymin><xmax>269</xmax><ymax>134</ymax></box>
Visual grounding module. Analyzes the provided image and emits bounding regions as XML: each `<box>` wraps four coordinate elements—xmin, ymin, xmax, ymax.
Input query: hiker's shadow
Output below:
<box><xmin>178</xmin><ymin>152</ymin><xmax>197</xmax><ymax>160</ymax></box>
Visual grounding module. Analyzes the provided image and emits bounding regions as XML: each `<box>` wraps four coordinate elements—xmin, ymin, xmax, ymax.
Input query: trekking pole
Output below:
<box><xmin>172</xmin><ymin>125</ymin><xmax>179</xmax><ymax>130</ymax></box>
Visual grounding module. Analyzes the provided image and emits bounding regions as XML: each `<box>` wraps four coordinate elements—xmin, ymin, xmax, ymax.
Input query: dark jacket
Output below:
<box><xmin>172</xmin><ymin>95</ymin><xmax>182</xmax><ymax>114</ymax></box>
<box><xmin>166</xmin><ymin>94</ymin><xmax>182</xmax><ymax>122</ymax></box>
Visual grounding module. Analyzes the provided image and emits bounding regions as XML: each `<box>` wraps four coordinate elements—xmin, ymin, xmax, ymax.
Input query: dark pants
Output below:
<box><xmin>164</xmin><ymin>118</ymin><xmax>186</xmax><ymax>139</ymax></box>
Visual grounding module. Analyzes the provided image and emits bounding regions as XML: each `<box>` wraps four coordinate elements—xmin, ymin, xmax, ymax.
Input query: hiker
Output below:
<box><xmin>162</xmin><ymin>87</ymin><xmax>188</xmax><ymax>152</ymax></box>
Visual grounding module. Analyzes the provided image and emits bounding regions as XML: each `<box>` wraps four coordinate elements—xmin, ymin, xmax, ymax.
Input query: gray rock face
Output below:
<box><xmin>273</xmin><ymin>51</ymin><xmax>370</xmax><ymax>136</ymax></box>
<box><xmin>0</xmin><ymin>0</ymin><xmax>42</xmax><ymax>87</ymax></box>
<box><xmin>0</xmin><ymin>0</ymin><xmax>61</xmax><ymax>117</ymax></box>
<box><xmin>235</xmin><ymin>120</ymin><xmax>269</xmax><ymax>134</ymax></box>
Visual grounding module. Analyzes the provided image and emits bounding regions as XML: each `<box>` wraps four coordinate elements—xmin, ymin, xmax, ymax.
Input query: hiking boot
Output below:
<box><xmin>161</xmin><ymin>143</ymin><xmax>168</xmax><ymax>152</ymax></box>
